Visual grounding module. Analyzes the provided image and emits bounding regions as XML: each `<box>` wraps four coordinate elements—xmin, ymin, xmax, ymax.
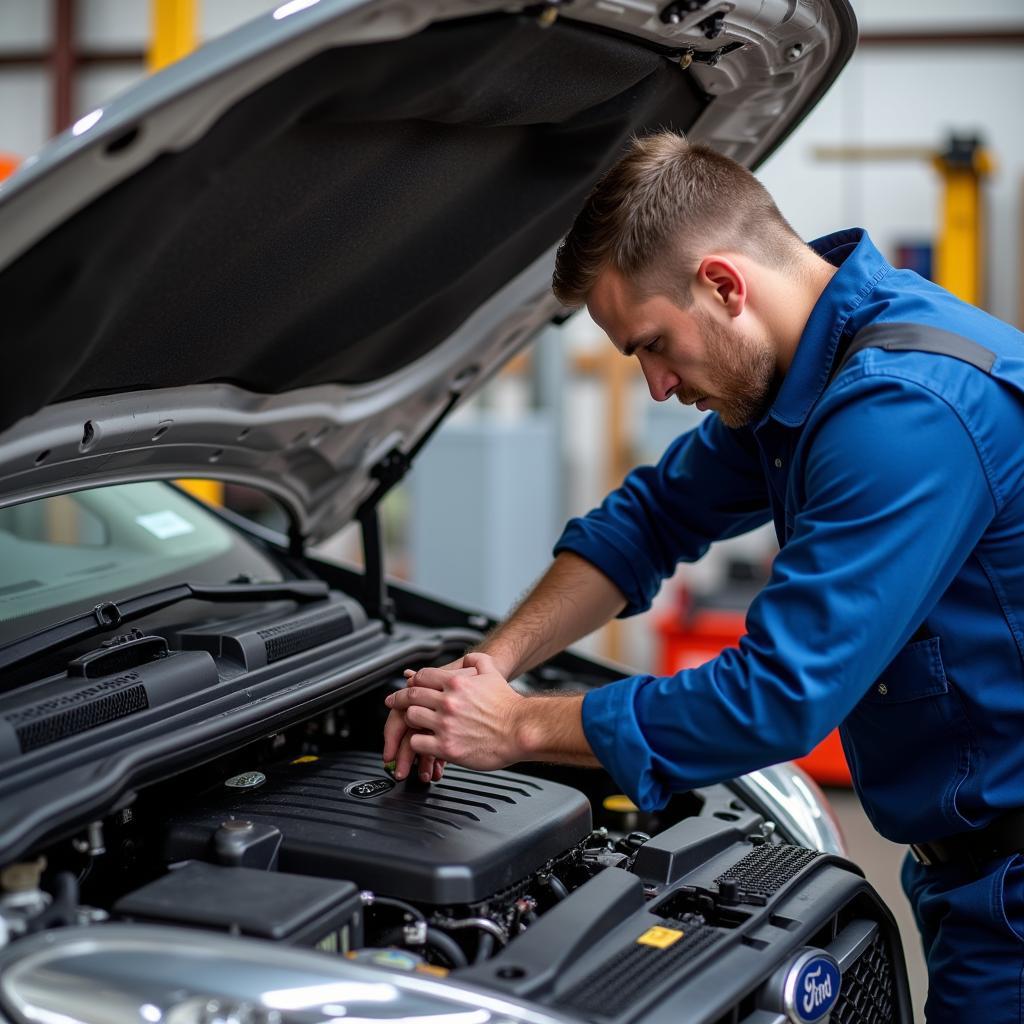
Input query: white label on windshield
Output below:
<box><xmin>135</xmin><ymin>510</ymin><xmax>196</xmax><ymax>539</ymax></box>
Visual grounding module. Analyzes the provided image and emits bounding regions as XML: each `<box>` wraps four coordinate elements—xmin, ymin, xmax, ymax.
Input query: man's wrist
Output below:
<box><xmin>474</xmin><ymin>639</ymin><xmax>519</xmax><ymax>680</ymax></box>
<box><xmin>508</xmin><ymin>697</ymin><xmax>541</xmax><ymax>762</ymax></box>
<box><xmin>507</xmin><ymin>693</ymin><xmax>588</xmax><ymax>764</ymax></box>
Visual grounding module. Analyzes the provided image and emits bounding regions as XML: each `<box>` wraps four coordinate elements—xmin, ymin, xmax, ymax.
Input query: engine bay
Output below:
<box><xmin>0</xmin><ymin>605</ymin><xmax>912</xmax><ymax>1024</ymax></box>
<box><xmin>0</xmin><ymin>676</ymin><xmax>716</xmax><ymax>973</ymax></box>
<box><xmin>0</xmin><ymin>556</ymin><xmax>911</xmax><ymax>1023</ymax></box>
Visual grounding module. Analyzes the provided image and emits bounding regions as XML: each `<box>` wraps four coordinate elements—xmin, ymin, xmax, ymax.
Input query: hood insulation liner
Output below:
<box><xmin>2</xmin><ymin>14</ymin><xmax>704</xmax><ymax>435</ymax></box>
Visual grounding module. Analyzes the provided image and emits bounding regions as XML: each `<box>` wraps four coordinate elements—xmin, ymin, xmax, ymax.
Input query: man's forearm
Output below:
<box><xmin>479</xmin><ymin>552</ymin><xmax>627</xmax><ymax>677</ymax></box>
<box><xmin>511</xmin><ymin>693</ymin><xmax>600</xmax><ymax>767</ymax></box>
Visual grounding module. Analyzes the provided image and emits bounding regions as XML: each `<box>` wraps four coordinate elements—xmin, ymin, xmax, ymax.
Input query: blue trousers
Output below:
<box><xmin>901</xmin><ymin>851</ymin><xmax>1024</xmax><ymax>1021</ymax></box>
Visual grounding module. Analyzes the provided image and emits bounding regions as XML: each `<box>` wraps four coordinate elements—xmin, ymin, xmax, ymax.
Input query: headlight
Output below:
<box><xmin>0</xmin><ymin>925</ymin><xmax>568</xmax><ymax>1024</ymax></box>
<box><xmin>732</xmin><ymin>762</ymin><xmax>846</xmax><ymax>856</ymax></box>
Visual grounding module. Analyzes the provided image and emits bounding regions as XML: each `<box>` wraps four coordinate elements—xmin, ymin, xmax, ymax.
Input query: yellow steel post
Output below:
<box><xmin>814</xmin><ymin>136</ymin><xmax>995</xmax><ymax>310</ymax></box>
<box><xmin>932</xmin><ymin>138</ymin><xmax>994</xmax><ymax>308</ymax></box>
<box><xmin>148</xmin><ymin>0</ymin><xmax>197</xmax><ymax>73</ymax></box>
<box><xmin>147</xmin><ymin>1</ymin><xmax>221</xmax><ymax>505</ymax></box>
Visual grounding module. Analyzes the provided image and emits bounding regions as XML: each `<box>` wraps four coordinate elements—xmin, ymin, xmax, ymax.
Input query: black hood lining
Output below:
<box><xmin>3</xmin><ymin>13</ymin><xmax>707</xmax><ymax>435</ymax></box>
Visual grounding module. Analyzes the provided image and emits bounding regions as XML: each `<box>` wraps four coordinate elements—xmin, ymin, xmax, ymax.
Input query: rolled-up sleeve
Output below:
<box><xmin>554</xmin><ymin>415</ymin><xmax>772</xmax><ymax>616</ymax></box>
<box><xmin>581</xmin><ymin>374</ymin><xmax>997</xmax><ymax>810</ymax></box>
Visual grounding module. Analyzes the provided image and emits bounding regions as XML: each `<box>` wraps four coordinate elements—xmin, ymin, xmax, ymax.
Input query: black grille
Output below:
<box><xmin>834</xmin><ymin>930</ymin><xmax>896</xmax><ymax>1024</ymax></box>
<box><xmin>557</xmin><ymin>915</ymin><xmax>719</xmax><ymax>1017</ymax></box>
<box><xmin>12</xmin><ymin>683</ymin><xmax>148</xmax><ymax>752</ymax></box>
<box><xmin>715</xmin><ymin>844</ymin><xmax>820</xmax><ymax>900</ymax></box>
<box><xmin>257</xmin><ymin>606</ymin><xmax>352</xmax><ymax>663</ymax></box>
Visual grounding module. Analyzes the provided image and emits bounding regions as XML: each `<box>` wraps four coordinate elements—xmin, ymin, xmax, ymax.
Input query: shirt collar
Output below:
<box><xmin>765</xmin><ymin>227</ymin><xmax>892</xmax><ymax>429</ymax></box>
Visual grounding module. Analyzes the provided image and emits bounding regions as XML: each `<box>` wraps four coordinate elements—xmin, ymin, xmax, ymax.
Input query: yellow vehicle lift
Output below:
<box><xmin>148</xmin><ymin>0</ymin><xmax>196</xmax><ymax>73</ymax></box>
<box><xmin>814</xmin><ymin>134</ymin><xmax>995</xmax><ymax>308</ymax></box>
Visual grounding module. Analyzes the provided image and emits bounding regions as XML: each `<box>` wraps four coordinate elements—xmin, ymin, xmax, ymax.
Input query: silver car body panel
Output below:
<box><xmin>736</xmin><ymin>763</ymin><xmax>847</xmax><ymax>856</ymax></box>
<box><xmin>0</xmin><ymin>923</ymin><xmax>574</xmax><ymax>1024</ymax></box>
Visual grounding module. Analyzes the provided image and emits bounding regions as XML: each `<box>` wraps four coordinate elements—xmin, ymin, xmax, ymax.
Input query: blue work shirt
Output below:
<box><xmin>555</xmin><ymin>228</ymin><xmax>1024</xmax><ymax>843</ymax></box>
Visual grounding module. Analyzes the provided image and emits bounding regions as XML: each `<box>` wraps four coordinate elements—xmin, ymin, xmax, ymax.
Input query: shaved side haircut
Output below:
<box><xmin>552</xmin><ymin>133</ymin><xmax>807</xmax><ymax>308</ymax></box>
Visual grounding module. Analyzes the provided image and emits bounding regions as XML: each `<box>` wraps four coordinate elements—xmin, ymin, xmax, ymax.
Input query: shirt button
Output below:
<box><xmin>877</xmin><ymin>683</ymin><xmax>888</xmax><ymax>696</ymax></box>
<box><xmin>774</xmin><ymin>457</ymin><xmax>783</xmax><ymax>469</ymax></box>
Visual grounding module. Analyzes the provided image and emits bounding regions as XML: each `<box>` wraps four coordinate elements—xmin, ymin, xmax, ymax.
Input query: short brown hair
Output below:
<box><xmin>552</xmin><ymin>133</ymin><xmax>805</xmax><ymax>307</ymax></box>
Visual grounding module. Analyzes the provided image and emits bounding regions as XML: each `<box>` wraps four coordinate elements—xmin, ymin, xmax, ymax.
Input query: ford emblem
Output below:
<box><xmin>783</xmin><ymin>950</ymin><xmax>841</xmax><ymax>1023</ymax></box>
<box><xmin>346</xmin><ymin>778</ymin><xmax>396</xmax><ymax>799</ymax></box>
<box><xmin>224</xmin><ymin>771</ymin><xmax>266</xmax><ymax>790</ymax></box>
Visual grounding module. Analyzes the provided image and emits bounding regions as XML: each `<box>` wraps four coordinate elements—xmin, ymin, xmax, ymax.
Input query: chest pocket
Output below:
<box><xmin>841</xmin><ymin>636</ymin><xmax>975</xmax><ymax>841</ymax></box>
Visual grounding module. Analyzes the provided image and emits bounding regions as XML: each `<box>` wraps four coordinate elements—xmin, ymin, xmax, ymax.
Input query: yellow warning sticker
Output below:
<box><xmin>291</xmin><ymin>755</ymin><xmax>319</xmax><ymax>764</ymax></box>
<box><xmin>636</xmin><ymin>926</ymin><xmax>684</xmax><ymax>949</ymax></box>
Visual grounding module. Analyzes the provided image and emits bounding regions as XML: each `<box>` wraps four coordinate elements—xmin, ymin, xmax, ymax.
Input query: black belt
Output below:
<box><xmin>910</xmin><ymin>808</ymin><xmax>1024</xmax><ymax>871</ymax></box>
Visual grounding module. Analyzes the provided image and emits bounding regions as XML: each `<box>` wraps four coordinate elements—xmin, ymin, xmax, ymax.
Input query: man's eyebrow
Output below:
<box><xmin>622</xmin><ymin>336</ymin><xmax>648</xmax><ymax>358</ymax></box>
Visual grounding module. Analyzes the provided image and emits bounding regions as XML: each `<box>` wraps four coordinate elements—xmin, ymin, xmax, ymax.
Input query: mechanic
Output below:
<box><xmin>382</xmin><ymin>132</ymin><xmax>1024</xmax><ymax>1021</ymax></box>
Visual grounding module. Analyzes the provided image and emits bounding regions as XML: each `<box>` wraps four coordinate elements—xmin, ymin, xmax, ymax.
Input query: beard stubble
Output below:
<box><xmin>687</xmin><ymin>309</ymin><xmax>777</xmax><ymax>428</ymax></box>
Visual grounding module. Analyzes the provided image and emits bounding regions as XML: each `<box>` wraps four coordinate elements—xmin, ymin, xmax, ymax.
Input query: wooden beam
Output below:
<box><xmin>51</xmin><ymin>0</ymin><xmax>75</xmax><ymax>134</ymax></box>
<box><xmin>0</xmin><ymin>50</ymin><xmax>144</xmax><ymax>66</ymax></box>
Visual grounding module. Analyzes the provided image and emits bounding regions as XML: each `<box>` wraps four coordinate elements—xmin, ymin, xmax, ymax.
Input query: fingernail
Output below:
<box><xmin>395</xmin><ymin>771</ymin><xmax>406</xmax><ymax>780</ymax></box>
<box><xmin>420</xmin><ymin>772</ymin><xmax>430</xmax><ymax>783</ymax></box>
<box><xmin>384</xmin><ymin>694</ymin><xmax>393</xmax><ymax>706</ymax></box>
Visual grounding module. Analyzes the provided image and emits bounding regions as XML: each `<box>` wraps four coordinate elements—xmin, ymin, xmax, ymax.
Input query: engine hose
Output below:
<box><xmin>27</xmin><ymin>872</ymin><xmax>79</xmax><ymax>933</ymax></box>
<box><xmin>364</xmin><ymin>893</ymin><xmax>427</xmax><ymax>928</ymax></box>
<box><xmin>377</xmin><ymin>925</ymin><xmax>411</xmax><ymax>948</ymax></box>
<box><xmin>430</xmin><ymin>916</ymin><xmax>507</xmax><ymax>945</ymax></box>
<box><xmin>377</xmin><ymin>924</ymin><xmax>469</xmax><ymax>970</ymax></box>
<box><xmin>474</xmin><ymin>930</ymin><xmax>496</xmax><ymax>964</ymax></box>
<box><xmin>425</xmin><ymin>927</ymin><xmax>469</xmax><ymax>969</ymax></box>
<box><xmin>545</xmin><ymin>874</ymin><xmax>569</xmax><ymax>901</ymax></box>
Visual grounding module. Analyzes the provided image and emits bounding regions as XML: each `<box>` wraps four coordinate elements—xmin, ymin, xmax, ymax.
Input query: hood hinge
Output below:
<box><xmin>355</xmin><ymin>391</ymin><xmax>461</xmax><ymax>630</ymax></box>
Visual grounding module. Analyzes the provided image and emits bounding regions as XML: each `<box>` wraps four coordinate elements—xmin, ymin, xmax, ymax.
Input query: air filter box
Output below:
<box><xmin>115</xmin><ymin>860</ymin><xmax>363</xmax><ymax>950</ymax></box>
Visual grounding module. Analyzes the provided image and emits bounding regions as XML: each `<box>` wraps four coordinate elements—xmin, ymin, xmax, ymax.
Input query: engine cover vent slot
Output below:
<box><xmin>6</xmin><ymin>673</ymin><xmax>149</xmax><ymax>753</ymax></box>
<box><xmin>556</xmin><ymin>915</ymin><xmax>719</xmax><ymax>1017</ymax></box>
<box><xmin>714</xmin><ymin>843</ymin><xmax>820</xmax><ymax>901</ymax></box>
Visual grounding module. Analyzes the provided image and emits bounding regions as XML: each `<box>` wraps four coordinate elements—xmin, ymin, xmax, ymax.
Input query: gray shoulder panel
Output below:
<box><xmin>837</xmin><ymin>322</ymin><xmax>997</xmax><ymax>377</ymax></box>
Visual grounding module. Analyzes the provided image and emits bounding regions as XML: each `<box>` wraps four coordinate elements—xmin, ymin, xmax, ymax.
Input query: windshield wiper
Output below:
<box><xmin>0</xmin><ymin>579</ymin><xmax>329</xmax><ymax>675</ymax></box>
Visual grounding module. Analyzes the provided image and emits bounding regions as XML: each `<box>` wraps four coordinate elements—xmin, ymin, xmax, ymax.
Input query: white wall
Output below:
<box><xmin>0</xmin><ymin>0</ymin><xmax>279</xmax><ymax>154</ymax></box>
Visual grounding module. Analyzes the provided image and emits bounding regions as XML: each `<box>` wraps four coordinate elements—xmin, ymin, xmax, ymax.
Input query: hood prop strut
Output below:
<box><xmin>356</xmin><ymin>391</ymin><xmax>461</xmax><ymax>630</ymax></box>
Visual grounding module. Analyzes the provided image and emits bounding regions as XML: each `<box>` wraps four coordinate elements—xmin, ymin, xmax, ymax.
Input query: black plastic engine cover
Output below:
<box><xmin>164</xmin><ymin>751</ymin><xmax>592</xmax><ymax>906</ymax></box>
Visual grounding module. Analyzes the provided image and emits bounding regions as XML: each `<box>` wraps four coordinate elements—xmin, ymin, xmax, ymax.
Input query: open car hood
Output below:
<box><xmin>0</xmin><ymin>0</ymin><xmax>854</xmax><ymax>544</ymax></box>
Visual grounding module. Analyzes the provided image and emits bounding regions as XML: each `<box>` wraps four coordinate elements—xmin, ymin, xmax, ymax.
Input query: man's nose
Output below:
<box><xmin>640</xmin><ymin>361</ymin><xmax>677</xmax><ymax>402</ymax></box>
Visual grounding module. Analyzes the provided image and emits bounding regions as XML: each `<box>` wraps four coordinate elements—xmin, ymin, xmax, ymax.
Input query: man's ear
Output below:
<box><xmin>695</xmin><ymin>256</ymin><xmax>747</xmax><ymax>318</ymax></box>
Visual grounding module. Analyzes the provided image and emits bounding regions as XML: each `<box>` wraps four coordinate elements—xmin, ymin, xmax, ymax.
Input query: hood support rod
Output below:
<box><xmin>355</xmin><ymin>391</ymin><xmax>461</xmax><ymax>630</ymax></box>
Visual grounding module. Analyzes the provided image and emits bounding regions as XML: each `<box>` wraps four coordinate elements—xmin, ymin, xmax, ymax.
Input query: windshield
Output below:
<box><xmin>0</xmin><ymin>482</ymin><xmax>285</xmax><ymax>645</ymax></box>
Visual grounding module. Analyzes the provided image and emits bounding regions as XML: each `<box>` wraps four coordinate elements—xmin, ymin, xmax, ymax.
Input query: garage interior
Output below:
<box><xmin>2</xmin><ymin>2</ymin><xmax>1024</xmax><ymax>1019</ymax></box>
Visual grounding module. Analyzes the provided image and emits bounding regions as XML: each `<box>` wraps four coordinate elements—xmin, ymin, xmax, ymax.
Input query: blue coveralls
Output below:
<box><xmin>554</xmin><ymin>228</ymin><xmax>1024</xmax><ymax>1021</ymax></box>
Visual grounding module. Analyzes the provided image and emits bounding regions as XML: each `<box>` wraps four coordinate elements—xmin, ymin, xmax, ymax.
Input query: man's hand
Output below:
<box><xmin>385</xmin><ymin>653</ymin><xmax>525</xmax><ymax>770</ymax></box>
<box><xmin>381</xmin><ymin>552</ymin><xmax>624</xmax><ymax>780</ymax></box>
<box><xmin>382</xmin><ymin>658</ymin><xmax>474</xmax><ymax>782</ymax></box>
<box><xmin>385</xmin><ymin>653</ymin><xmax>599</xmax><ymax>771</ymax></box>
